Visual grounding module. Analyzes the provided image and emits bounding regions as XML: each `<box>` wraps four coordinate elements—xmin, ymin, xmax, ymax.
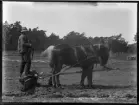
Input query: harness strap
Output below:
<box><xmin>46</xmin><ymin>55</ymin><xmax>98</xmax><ymax>78</ymax></box>
<box><xmin>80</xmin><ymin>46</ymin><xmax>88</xmax><ymax>58</ymax></box>
<box><xmin>74</xmin><ymin>47</ymin><xmax>79</xmax><ymax>63</ymax></box>
<box><xmin>74</xmin><ymin>46</ymin><xmax>96</xmax><ymax>65</ymax></box>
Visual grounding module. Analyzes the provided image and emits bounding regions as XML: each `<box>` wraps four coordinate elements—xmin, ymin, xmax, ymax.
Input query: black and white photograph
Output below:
<box><xmin>2</xmin><ymin>1</ymin><xmax>137</xmax><ymax>103</ymax></box>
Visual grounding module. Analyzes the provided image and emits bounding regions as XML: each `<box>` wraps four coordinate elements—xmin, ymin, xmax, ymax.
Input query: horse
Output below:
<box><xmin>41</xmin><ymin>43</ymin><xmax>110</xmax><ymax>88</ymax></box>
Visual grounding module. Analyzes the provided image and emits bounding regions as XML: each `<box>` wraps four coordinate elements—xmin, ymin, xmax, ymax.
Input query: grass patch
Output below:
<box><xmin>47</xmin><ymin>93</ymin><xmax>64</xmax><ymax>98</ymax></box>
<box><xmin>78</xmin><ymin>93</ymin><xmax>91</xmax><ymax>97</ymax></box>
<box><xmin>66</xmin><ymin>93</ymin><xmax>79</xmax><ymax>98</ymax></box>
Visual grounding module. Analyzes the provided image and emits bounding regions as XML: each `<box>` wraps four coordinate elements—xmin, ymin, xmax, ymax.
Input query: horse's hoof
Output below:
<box><xmin>21</xmin><ymin>87</ymin><xmax>27</xmax><ymax>92</ymax></box>
<box><xmin>80</xmin><ymin>84</ymin><xmax>85</xmax><ymax>88</ymax></box>
<box><xmin>48</xmin><ymin>82</ymin><xmax>53</xmax><ymax>86</ymax></box>
<box><xmin>19</xmin><ymin>79</ymin><xmax>24</xmax><ymax>85</ymax></box>
<box><xmin>36</xmin><ymin>83</ymin><xmax>41</xmax><ymax>87</ymax></box>
<box><xmin>57</xmin><ymin>84</ymin><xmax>62</xmax><ymax>88</ymax></box>
<box><xmin>52</xmin><ymin>85</ymin><xmax>57</xmax><ymax>88</ymax></box>
<box><xmin>87</xmin><ymin>85</ymin><xmax>93</xmax><ymax>89</ymax></box>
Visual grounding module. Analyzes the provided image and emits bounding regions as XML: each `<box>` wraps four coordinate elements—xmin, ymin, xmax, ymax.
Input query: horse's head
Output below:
<box><xmin>89</xmin><ymin>37</ymin><xmax>110</xmax><ymax>57</ymax></box>
<box><xmin>90</xmin><ymin>44</ymin><xmax>110</xmax><ymax>66</ymax></box>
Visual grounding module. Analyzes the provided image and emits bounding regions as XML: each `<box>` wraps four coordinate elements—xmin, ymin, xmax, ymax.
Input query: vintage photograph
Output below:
<box><xmin>2</xmin><ymin>1</ymin><xmax>137</xmax><ymax>103</ymax></box>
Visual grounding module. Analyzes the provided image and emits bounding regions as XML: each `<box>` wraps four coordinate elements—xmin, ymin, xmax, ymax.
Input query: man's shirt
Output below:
<box><xmin>18</xmin><ymin>34</ymin><xmax>31</xmax><ymax>54</ymax></box>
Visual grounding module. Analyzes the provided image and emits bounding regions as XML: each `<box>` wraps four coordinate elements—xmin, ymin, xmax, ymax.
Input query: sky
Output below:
<box><xmin>3</xmin><ymin>2</ymin><xmax>137</xmax><ymax>44</ymax></box>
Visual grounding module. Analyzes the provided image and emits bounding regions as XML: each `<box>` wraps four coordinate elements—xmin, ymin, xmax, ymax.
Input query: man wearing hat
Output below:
<box><xmin>18</xmin><ymin>27</ymin><xmax>32</xmax><ymax>77</ymax></box>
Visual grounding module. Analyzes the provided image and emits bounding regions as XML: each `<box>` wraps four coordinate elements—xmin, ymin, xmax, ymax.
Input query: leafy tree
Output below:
<box><xmin>134</xmin><ymin>34</ymin><xmax>137</xmax><ymax>42</ymax></box>
<box><xmin>3</xmin><ymin>21</ymin><xmax>11</xmax><ymax>50</ymax></box>
<box><xmin>127</xmin><ymin>43</ymin><xmax>137</xmax><ymax>54</ymax></box>
<box><xmin>48</xmin><ymin>33</ymin><xmax>61</xmax><ymax>46</ymax></box>
<box><xmin>9</xmin><ymin>21</ymin><xmax>22</xmax><ymax>50</ymax></box>
<box><xmin>26</xmin><ymin>27</ymin><xmax>47</xmax><ymax>50</ymax></box>
<box><xmin>63</xmin><ymin>31</ymin><xmax>89</xmax><ymax>46</ymax></box>
<box><xmin>2</xmin><ymin>21</ymin><xmax>133</xmax><ymax>54</ymax></box>
<box><xmin>106</xmin><ymin>34</ymin><xmax>128</xmax><ymax>53</ymax></box>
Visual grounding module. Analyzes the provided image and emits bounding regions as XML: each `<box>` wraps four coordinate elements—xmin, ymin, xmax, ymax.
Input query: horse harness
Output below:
<box><xmin>73</xmin><ymin>45</ymin><xmax>98</xmax><ymax>66</ymax></box>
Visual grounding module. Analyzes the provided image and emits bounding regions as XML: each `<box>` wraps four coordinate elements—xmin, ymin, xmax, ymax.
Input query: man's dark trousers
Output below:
<box><xmin>20</xmin><ymin>52</ymin><xmax>31</xmax><ymax>77</ymax></box>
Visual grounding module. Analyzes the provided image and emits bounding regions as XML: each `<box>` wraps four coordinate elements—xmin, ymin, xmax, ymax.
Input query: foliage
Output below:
<box><xmin>127</xmin><ymin>43</ymin><xmax>137</xmax><ymax>54</ymax></box>
<box><xmin>63</xmin><ymin>31</ymin><xmax>89</xmax><ymax>46</ymax></box>
<box><xmin>3</xmin><ymin>21</ymin><xmax>136</xmax><ymax>54</ymax></box>
<box><xmin>134</xmin><ymin>34</ymin><xmax>137</xmax><ymax>42</ymax></box>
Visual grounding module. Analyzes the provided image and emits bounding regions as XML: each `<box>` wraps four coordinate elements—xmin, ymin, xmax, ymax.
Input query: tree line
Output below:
<box><xmin>3</xmin><ymin>21</ymin><xmax>137</xmax><ymax>54</ymax></box>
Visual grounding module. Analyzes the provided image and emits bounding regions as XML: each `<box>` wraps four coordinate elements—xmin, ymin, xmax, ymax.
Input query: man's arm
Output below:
<box><xmin>20</xmin><ymin>36</ymin><xmax>32</xmax><ymax>47</ymax></box>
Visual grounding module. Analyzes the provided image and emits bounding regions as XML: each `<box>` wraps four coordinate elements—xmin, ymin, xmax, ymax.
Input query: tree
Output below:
<box><xmin>3</xmin><ymin>21</ymin><xmax>10</xmax><ymax>44</ymax></box>
<box><xmin>63</xmin><ymin>31</ymin><xmax>89</xmax><ymax>46</ymax></box>
<box><xmin>93</xmin><ymin>37</ymin><xmax>100</xmax><ymax>44</ymax></box>
<box><xmin>3</xmin><ymin>21</ymin><xmax>132</xmax><ymax>53</ymax></box>
<box><xmin>47</xmin><ymin>33</ymin><xmax>60</xmax><ymax>46</ymax></box>
<box><xmin>134</xmin><ymin>34</ymin><xmax>137</xmax><ymax>42</ymax></box>
<box><xmin>106</xmin><ymin>34</ymin><xmax>128</xmax><ymax>54</ymax></box>
<box><xmin>127</xmin><ymin>44</ymin><xmax>137</xmax><ymax>54</ymax></box>
<box><xmin>27</xmin><ymin>27</ymin><xmax>48</xmax><ymax>50</ymax></box>
<box><xmin>3</xmin><ymin>21</ymin><xmax>23</xmax><ymax>50</ymax></box>
<box><xmin>3</xmin><ymin>21</ymin><xmax>11</xmax><ymax>50</ymax></box>
<box><xmin>9</xmin><ymin>21</ymin><xmax>23</xmax><ymax>50</ymax></box>
<box><xmin>3</xmin><ymin>21</ymin><xmax>48</xmax><ymax>51</ymax></box>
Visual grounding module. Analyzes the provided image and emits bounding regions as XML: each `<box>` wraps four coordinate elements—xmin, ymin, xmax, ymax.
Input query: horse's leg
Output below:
<box><xmin>87</xmin><ymin>65</ymin><xmax>94</xmax><ymax>88</ymax></box>
<box><xmin>55</xmin><ymin>62</ymin><xmax>62</xmax><ymax>87</ymax></box>
<box><xmin>95</xmin><ymin>63</ymin><xmax>97</xmax><ymax>68</ymax></box>
<box><xmin>52</xmin><ymin>66</ymin><xmax>57</xmax><ymax>88</ymax></box>
<box><xmin>48</xmin><ymin>62</ymin><xmax>53</xmax><ymax>86</ymax></box>
<box><xmin>80</xmin><ymin>68</ymin><xmax>87</xmax><ymax>87</ymax></box>
<box><xmin>99</xmin><ymin>57</ymin><xmax>102</xmax><ymax>66</ymax></box>
<box><xmin>48</xmin><ymin>72</ymin><xmax>52</xmax><ymax>86</ymax></box>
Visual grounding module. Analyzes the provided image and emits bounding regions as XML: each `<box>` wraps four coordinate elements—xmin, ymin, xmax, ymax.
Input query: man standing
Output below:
<box><xmin>18</xmin><ymin>27</ymin><xmax>32</xmax><ymax>77</ymax></box>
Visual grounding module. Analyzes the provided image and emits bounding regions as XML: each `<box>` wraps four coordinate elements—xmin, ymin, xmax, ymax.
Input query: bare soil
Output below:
<box><xmin>2</xmin><ymin>53</ymin><xmax>137</xmax><ymax>103</ymax></box>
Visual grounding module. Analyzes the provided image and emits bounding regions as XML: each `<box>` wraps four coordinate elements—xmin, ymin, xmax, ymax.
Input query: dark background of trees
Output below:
<box><xmin>3</xmin><ymin>21</ymin><xmax>137</xmax><ymax>54</ymax></box>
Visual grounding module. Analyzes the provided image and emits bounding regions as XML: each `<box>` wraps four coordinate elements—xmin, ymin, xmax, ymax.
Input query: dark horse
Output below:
<box><xmin>41</xmin><ymin>43</ymin><xmax>109</xmax><ymax>88</ymax></box>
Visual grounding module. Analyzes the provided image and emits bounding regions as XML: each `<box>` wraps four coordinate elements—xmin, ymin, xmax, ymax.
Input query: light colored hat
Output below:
<box><xmin>21</xmin><ymin>27</ymin><xmax>27</xmax><ymax>32</ymax></box>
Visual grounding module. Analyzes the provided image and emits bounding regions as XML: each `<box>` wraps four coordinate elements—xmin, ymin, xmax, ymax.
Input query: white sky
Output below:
<box><xmin>3</xmin><ymin>2</ymin><xmax>137</xmax><ymax>44</ymax></box>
